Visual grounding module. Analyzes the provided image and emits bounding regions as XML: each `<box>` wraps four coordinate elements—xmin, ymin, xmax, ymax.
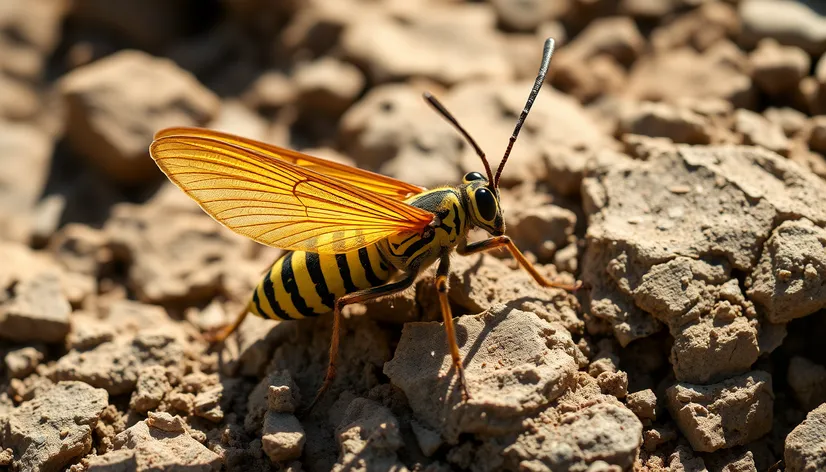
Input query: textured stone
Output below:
<box><xmin>666</xmin><ymin>371</ymin><xmax>773</xmax><ymax>452</ymax></box>
<box><xmin>0</xmin><ymin>272</ymin><xmax>71</xmax><ymax>343</ymax></box>
<box><xmin>385</xmin><ymin>306</ymin><xmax>583</xmax><ymax>441</ymax></box>
<box><xmin>86</xmin><ymin>412</ymin><xmax>221</xmax><ymax>471</ymax></box>
<box><xmin>1</xmin><ymin>381</ymin><xmax>108</xmax><ymax>472</ymax></box>
<box><xmin>785</xmin><ymin>403</ymin><xmax>826</xmax><ymax>472</ymax></box>
<box><xmin>59</xmin><ymin>50</ymin><xmax>219</xmax><ymax>184</ymax></box>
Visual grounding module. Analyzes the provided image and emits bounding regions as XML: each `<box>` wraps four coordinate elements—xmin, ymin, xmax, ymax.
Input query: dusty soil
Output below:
<box><xmin>1</xmin><ymin>0</ymin><xmax>826</xmax><ymax>471</ymax></box>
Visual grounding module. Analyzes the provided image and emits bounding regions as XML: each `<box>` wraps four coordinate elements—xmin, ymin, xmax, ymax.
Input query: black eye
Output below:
<box><xmin>463</xmin><ymin>172</ymin><xmax>486</xmax><ymax>184</ymax></box>
<box><xmin>474</xmin><ymin>188</ymin><xmax>497</xmax><ymax>221</ymax></box>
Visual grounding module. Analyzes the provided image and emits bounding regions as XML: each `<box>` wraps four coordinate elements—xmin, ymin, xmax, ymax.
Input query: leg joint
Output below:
<box><xmin>435</xmin><ymin>276</ymin><xmax>449</xmax><ymax>294</ymax></box>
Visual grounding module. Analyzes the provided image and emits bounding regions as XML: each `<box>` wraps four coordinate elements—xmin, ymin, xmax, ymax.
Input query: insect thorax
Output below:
<box><xmin>378</xmin><ymin>187</ymin><xmax>469</xmax><ymax>273</ymax></box>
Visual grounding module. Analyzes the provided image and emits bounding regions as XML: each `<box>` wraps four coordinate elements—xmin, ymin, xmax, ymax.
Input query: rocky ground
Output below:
<box><xmin>1</xmin><ymin>0</ymin><xmax>826</xmax><ymax>471</ymax></box>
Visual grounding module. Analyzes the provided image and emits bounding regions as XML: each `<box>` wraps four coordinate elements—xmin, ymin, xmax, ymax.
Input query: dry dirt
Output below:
<box><xmin>1</xmin><ymin>0</ymin><xmax>826</xmax><ymax>471</ymax></box>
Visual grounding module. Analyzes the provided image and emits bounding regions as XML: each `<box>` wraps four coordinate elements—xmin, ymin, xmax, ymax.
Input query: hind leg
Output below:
<box><xmin>305</xmin><ymin>272</ymin><xmax>418</xmax><ymax>413</ymax></box>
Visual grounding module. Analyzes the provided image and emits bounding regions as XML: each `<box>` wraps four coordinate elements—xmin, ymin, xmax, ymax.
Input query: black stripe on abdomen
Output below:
<box><xmin>336</xmin><ymin>253</ymin><xmax>358</xmax><ymax>293</ymax></box>
<box><xmin>306</xmin><ymin>252</ymin><xmax>334</xmax><ymax>310</ymax></box>
<box><xmin>358</xmin><ymin>248</ymin><xmax>384</xmax><ymax>286</ymax></box>
<box><xmin>281</xmin><ymin>252</ymin><xmax>315</xmax><ymax>318</ymax></box>
<box><xmin>262</xmin><ymin>266</ymin><xmax>293</xmax><ymax>320</ymax></box>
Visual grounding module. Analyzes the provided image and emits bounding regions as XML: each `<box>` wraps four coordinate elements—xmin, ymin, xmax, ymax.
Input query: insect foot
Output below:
<box><xmin>384</xmin><ymin>305</ymin><xmax>587</xmax><ymax>443</ymax></box>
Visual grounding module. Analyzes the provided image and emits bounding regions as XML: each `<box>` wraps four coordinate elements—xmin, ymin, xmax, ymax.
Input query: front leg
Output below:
<box><xmin>435</xmin><ymin>252</ymin><xmax>471</xmax><ymax>401</ymax></box>
<box><xmin>458</xmin><ymin>236</ymin><xmax>581</xmax><ymax>291</ymax></box>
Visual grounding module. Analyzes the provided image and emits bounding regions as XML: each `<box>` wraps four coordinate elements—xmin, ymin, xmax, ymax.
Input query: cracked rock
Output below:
<box><xmin>3</xmin><ymin>345</ymin><xmax>44</xmax><ymax>379</ymax></box>
<box><xmin>0</xmin><ymin>271</ymin><xmax>71</xmax><ymax>344</ymax></box>
<box><xmin>482</xmin><ymin>374</ymin><xmax>643</xmax><ymax>471</ymax></box>
<box><xmin>59</xmin><ymin>50</ymin><xmax>219</xmax><ymax>184</ymax></box>
<box><xmin>747</xmin><ymin>218</ymin><xmax>826</xmax><ymax>323</ymax></box>
<box><xmin>785</xmin><ymin>403</ymin><xmax>826</xmax><ymax>472</ymax></box>
<box><xmin>85</xmin><ymin>412</ymin><xmax>221</xmax><ymax>471</ymax></box>
<box><xmin>0</xmin><ymin>381</ymin><xmax>108</xmax><ymax>472</ymax></box>
<box><xmin>129</xmin><ymin>365</ymin><xmax>170</xmax><ymax>414</ymax></box>
<box><xmin>333</xmin><ymin>398</ymin><xmax>405</xmax><ymax>471</ymax></box>
<box><xmin>384</xmin><ymin>306</ymin><xmax>584</xmax><ymax>442</ymax></box>
<box><xmin>583</xmin><ymin>144</ymin><xmax>826</xmax><ymax>386</ymax></box>
<box><xmin>53</xmin><ymin>329</ymin><xmax>187</xmax><ymax>396</ymax></box>
<box><xmin>666</xmin><ymin>371</ymin><xmax>773</xmax><ymax>452</ymax></box>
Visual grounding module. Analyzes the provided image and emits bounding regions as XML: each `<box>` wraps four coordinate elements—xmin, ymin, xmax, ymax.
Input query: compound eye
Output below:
<box><xmin>474</xmin><ymin>187</ymin><xmax>497</xmax><ymax>221</ymax></box>
<box><xmin>463</xmin><ymin>171</ymin><xmax>487</xmax><ymax>184</ymax></box>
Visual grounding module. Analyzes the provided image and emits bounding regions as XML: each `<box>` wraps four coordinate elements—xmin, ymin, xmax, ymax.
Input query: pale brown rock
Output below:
<box><xmin>339</xmin><ymin>83</ymin><xmax>465</xmax><ymax>188</ymax></box>
<box><xmin>87</xmin><ymin>412</ymin><xmax>221</xmax><ymax>471</ymax></box>
<box><xmin>764</xmin><ymin>107</ymin><xmax>808</xmax><ymax>138</ymax></box>
<box><xmin>750</xmin><ymin>39</ymin><xmax>810</xmax><ymax>97</ymax></box>
<box><xmin>739</xmin><ymin>0</ymin><xmax>826</xmax><ymax>56</ymax></box>
<box><xmin>619</xmin><ymin>101</ymin><xmax>712</xmax><ymax>145</ymax></box>
<box><xmin>241</xmin><ymin>71</ymin><xmax>296</xmax><ymax>114</ymax></box>
<box><xmin>0</xmin><ymin>122</ymin><xmax>53</xmax><ymax>243</ymax></box>
<box><xmin>59</xmin><ymin>50</ymin><xmax>220</xmax><ymax>184</ymax></box>
<box><xmin>626</xmin><ymin>49</ymin><xmax>755</xmax><ymax>109</ymax></box>
<box><xmin>785</xmin><ymin>403</ymin><xmax>826</xmax><ymax>472</ymax></box>
<box><xmin>620</xmin><ymin>0</ymin><xmax>679</xmax><ymax>18</ymax></box>
<box><xmin>193</xmin><ymin>384</ymin><xmax>225</xmax><ymax>423</ymax></box>
<box><xmin>0</xmin><ymin>272</ymin><xmax>71</xmax><ymax>343</ymax></box>
<box><xmin>129</xmin><ymin>365</ymin><xmax>170</xmax><ymax>414</ymax></box>
<box><xmin>747</xmin><ymin>218</ymin><xmax>826</xmax><ymax>323</ymax></box>
<box><xmin>0</xmin><ymin>448</ymin><xmax>11</xmax><ymax>467</ymax></box>
<box><xmin>66</xmin><ymin>311</ymin><xmax>116</xmax><ymax>351</ymax></box>
<box><xmin>342</xmin><ymin>6</ymin><xmax>511</xmax><ymax>85</ymax></box>
<box><xmin>333</xmin><ymin>398</ymin><xmax>405</xmax><ymax>471</ymax></box>
<box><xmin>0</xmin><ymin>381</ymin><xmax>108</xmax><ymax>472</ymax></box>
<box><xmin>53</xmin><ymin>330</ymin><xmax>187</xmax><ymax>395</ymax></box>
<box><xmin>597</xmin><ymin>371</ymin><xmax>629</xmax><ymax>399</ymax></box>
<box><xmin>491</xmin><ymin>0</ymin><xmax>567</xmax><ymax>32</ymax></box>
<box><xmin>209</xmin><ymin>99</ymin><xmax>270</xmax><ymax>142</ymax></box>
<box><xmin>436</xmin><ymin>252</ymin><xmax>583</xmax><ymax>336</ymax></box>
<box><xmin>105</xmin><ymin>198</ymin><xmax>252</xmax><ymax>305</ymax></box>
<box><xmin>559</xmin><ymin>16</ymin><xmax>644</xmax><ymax>67</ymax></box>
<box><xmin>734</xmin><ymin>109</ymin><xmax>791</xmax><ymax>156</ymax></box>
<box><xmin>583</xmin><ymin>145</ymin><xmax>826</xmax><ymax>360</ymax></box>
<box><xmin>262</xmin><ymin>412</ymin><xmax>305</xmax><ymax>462</ymax></box>
<box><xmin>445</xmin><ymin>81</ymin><xmax>613</xmax><ymax>189</ymax></box>
<box><xmin>504</xmin><ymin>195</ymin><xmax>576</xmax><ymax>262</ymax></box>
<box><xmin>4</xmin><ymin>345</ymin><xmax>44</xmax><ymax>379</ymax></box>
<box><xmin>666</xmin><ymin>371</ymin><xmax>773</xmax><ymax>452</ymax></box>
<box><xmin>651</xmin><ymin>2</ymin><xmax>739</xmax><ymax>52</ymax></box>
<box><xmin>246</xmin><ymin>370</ymin><xmax>301</xmax><ymax>432</ymax></box>
<box><xmin>787</xmin><ymin>356</ymin><xmax>826</xmax><ymax>412</ymax></box>
<box><xmin>384</xmin><ymin>306</ymin><xmax>583</xmax><ymax>441</ymax></box>
<box><xmin>48</xmin><ymin>224</ymin><xmax>109</xmax><ymax>277</ymax></box>
<box><xmin>808</xmin><ymin>116</ymin><xmax>826</xmax><ymax>154</ymax></box>
<box><xmin>294</xmin><ymin>57</ymin><xmax>364</xmax><ymax>117</ymax></box>
<box><xmin>497</xmin><ymin>375</ymin><xmax>643</xmax><ymax>470</ymax></box>
<box><xmin>626</xmin><ymin>389</ymin><xmax>657</xmax><ymax>421</ymax></box>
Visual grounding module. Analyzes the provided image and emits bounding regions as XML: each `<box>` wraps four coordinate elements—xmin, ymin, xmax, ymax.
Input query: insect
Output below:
<box><xmin>149</xmin><ymin>38</ymin><xmax>577</xmax><ymax>409</ymax></box>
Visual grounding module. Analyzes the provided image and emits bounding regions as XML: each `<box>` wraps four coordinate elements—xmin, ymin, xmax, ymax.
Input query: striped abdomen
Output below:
<box><xmin>249</xmin><ymin>244</ymin><xmax>395</xmax><ymax>320</ymax></box>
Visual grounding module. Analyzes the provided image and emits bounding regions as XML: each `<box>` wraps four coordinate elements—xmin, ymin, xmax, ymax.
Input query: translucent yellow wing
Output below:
<box><xmin>149</xmin><ymin>131</ymin><xmax>434</xmax><ymax>254</ymax></box>
<box><xmin>155</xmin><ymin>127</ymin><xmax>426</xmax><ymax>200</ymax></box>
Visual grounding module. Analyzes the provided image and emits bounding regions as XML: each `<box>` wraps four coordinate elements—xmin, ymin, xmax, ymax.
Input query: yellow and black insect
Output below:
<box><xmin>149</xmin><ymin>38</ymin><xmax>577</xmax><ymax>408</ymax></box>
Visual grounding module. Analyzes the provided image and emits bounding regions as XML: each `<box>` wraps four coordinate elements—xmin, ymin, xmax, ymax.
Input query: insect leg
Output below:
<box><xmin>205</xmin><ymin>252</ymin><xmax>284</xmax><ymax>343</ymax></box>
<box><xmin>457</xmin><ymin>236</ymin><xmax>581</xmax><ymax>291</ymax></box>
<box><xmin>435</xmin><ymin>253</ymin><xmax>471</xmax><ymax>401</ymax></box>
<box><xmin>306</xmin><ymin>271</ymin><xmax>418</xmax><ymax>413</ymax></box>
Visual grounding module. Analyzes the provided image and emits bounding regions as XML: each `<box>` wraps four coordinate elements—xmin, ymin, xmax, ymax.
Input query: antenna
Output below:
<box><xmin>422</xmin><ymin>91</ymin><xmax>494</xmax><ymax>184</ymax></box>
<box><xmin>494</xmin><ymin>37</ymin><xmax>555</xmax><ymax>188</ymax></box>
